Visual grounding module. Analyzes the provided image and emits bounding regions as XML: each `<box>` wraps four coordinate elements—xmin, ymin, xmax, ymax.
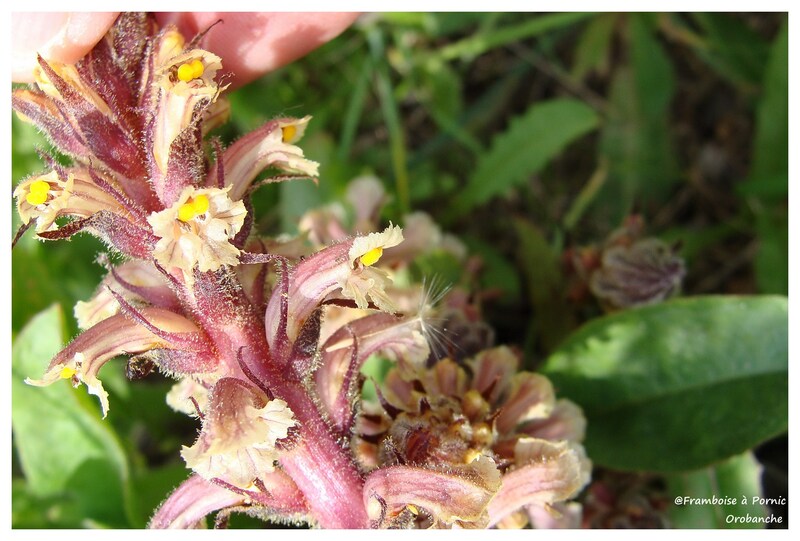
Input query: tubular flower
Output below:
<box><xmin>148</xmin><ymin>186</ymin><xmax>247</xmax><ymax>275</ymax></box>
<box><xmin>14</xmin><ymin>168</ymin><xmax>135</xmax><ymax>234</ymax></box>
<box><xmin>264</xmin><ymin>224</ymin><xmax>405</xmax><ymax>349</ymax></box>
<box><xmin>181</xmin><ymin>378</ymin><xmax>298</xmax><ymax>489</ymax></box>
<box><xmin>14</xmin><ymin>171</ymin><xmax>72</xmax><ymax>232</ymax></box>
<box><xmin>564</xmin><ymin>215</ymin><xmax>685</xmax><ymax>311</ymax></box>
<box><xmin>74</xmin><ymin>258</ymin><xmax>178</xmax><ymax>329</ymax></box>
<box><xmin>26</xmin><ymin>307</ymin><xmax>214</xmax><ymax>417</ymax></box>
<box><xmin>209</xmin><ymin>115</ymin><xmax>319</xmax><ymax>201</ymax></box>
<box><xmin>357</xmin><ymin>346</ymin><xmax>591</xmax><ymax>528</ymax></box>
<box><xmin>341</xmin><ymin>223</ymin><xmax>404</xmax><ymax>311</ymax></box>
<box><xmin>151</xmin><ymin>48</ymin><xmax>225</xmax><ymax>179</ymax></box>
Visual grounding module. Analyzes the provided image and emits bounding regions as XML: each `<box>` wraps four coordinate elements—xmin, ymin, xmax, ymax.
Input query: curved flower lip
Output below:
<box><xmin>14</xmin><ymin>168</ymin><xmax>141</xmax><ymax>235</ymax></box>
<box><xmin>152</xmin><ymin>28</ymin><xmax>186</xmax><ymax>68</ymax></box>
<box><xmin>166</xmin><ymin>376</ymin><xmax>211</xmax><ymax>418</ymax></box>
<box><xmin>150</xmin><ymin>469</ymin><xmax>309</xmax><ymax>529</ymax></box>
<box><xmin>347</xmin><ymin>223</ymin><xmax>404</xmax><ymax>266</ymax></box>
<box><xmin>264</xmin><ymin>225</ymin><xmax>405</xmax><ymax>352</ymax></box>
<box><xmin>26</xmin><ymin>307</ymin><xmax>212</xmax><ymax>417</ymax></box>
<box><xmin>494</xmin><ymin>372</ymin><xmax>556</xmax><ymax>435</ymax></box>
<box><xmin>181</xmin><ymin>378</ymin><xmax>297</xmax><ymax>489</ymax></box>
<box><xmin>148</xmin><ymin>185</ymin><xmax>247</xmax><ymax>276</ymax></box>
<box><xmin>316</xmin><ymin>312</ymin><xmax>430</xmax><ymax>431</ymax></box>
<box><xmin>14</xmin><ymin>171</ymin><xmax>72</xmax><ymax>232</ymax></box>
<box><xmin>520</xmin><ymin>399</ymin><xmax>587</xmax><ymax>443</ymax></box>
<box><xmin>364</xmin><ymin>455</ymin><xmax>501</xmax><ymax>528</ymax></box>
<box><xmin>486</xmin><ymin>438</ymin><xmax>591</xmax><ymax>527</ymax></box>
<box><xmin>208</xmin><ymin>116</ymin><xmax>319</xmax><ymax>201</ymax></box>
<box><xmin>149</xmin><ymin>474</ymin><xmax>246</xmax><ymax>529</ymax></box>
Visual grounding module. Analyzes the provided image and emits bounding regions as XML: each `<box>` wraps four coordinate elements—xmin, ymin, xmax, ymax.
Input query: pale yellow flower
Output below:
<box><xmin>152</xmin><ymin>49</ymin><xmax>226</xmax><ymax>174</ymax></box>
<box><xmin>166</xmin><ymin>377</ymin><xmax>211</xmax><ymax>418</ymax></box>
<box><xmin>27</xmin><ymin>352</ymin><xmax>111</xmax><ymax>417</ymax></box>
<box><xmin>14</xmin><ymin>171</ymin><xmax>72</xmax><ymax>232</ymax></box>
<box><xmin>148</xmin><ymin>186</ymin><xmax>246</xmax><ymax>275</ymax></box>
<box><xmin>14</xmin><ymin>169</ymin><xmax>128</xmax><ymax>233</ymax></box>
<box><xmin>181</xmin><ymin>379</ymin><xmax>297</xmax><ymax>489</ymax></box>
<box><xmin>340</xmin><ymin>223</ymin><xmax>404</xmax><ymax>312</ymax></box>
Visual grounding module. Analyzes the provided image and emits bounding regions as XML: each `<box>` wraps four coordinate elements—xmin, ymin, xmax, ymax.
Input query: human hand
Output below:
<box><xmin>11</xmin><ymin>12</ymin><xmax>359</xmax><ymax>88</ymax></box>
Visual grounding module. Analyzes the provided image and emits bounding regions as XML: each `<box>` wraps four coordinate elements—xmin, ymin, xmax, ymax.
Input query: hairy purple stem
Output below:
<box><xmin>188</xmin><ymin>272</ymin><xmax>368</xmax><ymax>528</ymax></box>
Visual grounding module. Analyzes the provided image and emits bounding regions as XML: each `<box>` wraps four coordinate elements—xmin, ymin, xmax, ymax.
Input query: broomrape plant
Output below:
<box><xmin>12</xmin><ymin>13</ymin><xmax>590</xmax><ymax>528</ymax></box>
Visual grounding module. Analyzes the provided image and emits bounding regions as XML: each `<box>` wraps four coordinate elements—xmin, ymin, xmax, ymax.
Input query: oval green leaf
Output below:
<box><xmin>12</xmin><ymin>305</ymin><xmax>131</xmax><ymax>526</ymax></box>
<box><xmin>541</xmin><ymin>296</ymin><xmax>787</xmax><ymax>472</ymax></box>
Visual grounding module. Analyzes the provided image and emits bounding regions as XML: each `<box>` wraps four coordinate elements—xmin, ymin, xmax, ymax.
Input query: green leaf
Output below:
<box><xmin>451</xmin><ymin>98</ymin><xmax>599</xmax><ymax>216</ymax></box>
<box><xmin>747</xmin><ymin>20</ymin><xmax>788</xmax><ymax>296</ymax></box>
<box><xmin>513</xmin><ymin>218</ymin><xmax>573</xmax><ymax>352</ymax></box>
<box><xmin>754</xmin><ymin>211</ymin><xmax>788</xmax><ymax>295</ymax></box>
<box><xmin>571</xmin><ymin>14</ymin><xmax>618</xmax><ymax>80</ymax></box>
<box><xmin>12</xmin><ymin>305</ymin><xmax>131</xmax><ymax>527</ymax></box>
<box><xmin>596</xmin><ymin>14</ymin><xmax>677</xmax><ymax>222</ymax></box>
<box><xmin>541</xmin><ymin>296</ymin><xmax>788</xmax><ymax>472</ymax></box>
<box><xmin>12</xmin><ymin>478</ymin><xmax>84</xmax><ymax>528</ymax></box>
<box><xmin>368</xmin><ymin>26</ymin><xmax>410</xmax><ymax>215</ymax></box>
<box><xmin>691</xmin><ymin>13</ymin><xmax>770</xmax><ymax>90</ymax></box>
<box><xmin>666</xmin><ymin>452</ymin><xmax>767</xmax><ymax>528</ymax></box>
<box><xmin>749</xmin><ymin>18</ymin><xmax>788</xmax><ymax>187</ymax></box>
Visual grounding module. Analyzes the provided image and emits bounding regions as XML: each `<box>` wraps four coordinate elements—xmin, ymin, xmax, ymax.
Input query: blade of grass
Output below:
<box><xmin>367</xmin><ymin>26</ymin><xmax>410</xmax><ymax>215</ymax></box>
<box><xmin>563</xmin><ymin>157</ymin><xmax>609</xmax><ymax>231</ymax></box>
<box><xmin>337</xmin><ymin>54</ymin><xmax>374</xmax><ymax>161</ymax></box>
<box><xmin>436</xmin><ymin>12</ymin><xmax>594</xmax><ymax>61</ymax></box>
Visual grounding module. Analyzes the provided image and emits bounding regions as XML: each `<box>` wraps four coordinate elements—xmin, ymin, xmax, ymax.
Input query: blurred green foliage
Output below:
<box><xmin>12</xmin><ymin>12</ymin><xmax>787</xmax><ymax>529</ymax></box>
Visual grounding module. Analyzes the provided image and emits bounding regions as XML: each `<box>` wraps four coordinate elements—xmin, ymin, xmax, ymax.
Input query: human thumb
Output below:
<box><xmin>12</xmin><ymin>12</ymin><xmax>119</xmax><ymax>83</ymax></box>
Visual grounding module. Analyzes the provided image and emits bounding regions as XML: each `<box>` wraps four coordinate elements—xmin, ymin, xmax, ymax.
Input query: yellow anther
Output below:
<box><xmin>192</xmin><ymin>194</ymin><xmax>209</xmax><ymax>215</ymax></box>
<box><xmin>281</xmin><ymin>125</ymin><xmax>297</xmax><ymax>143</ymax></box>
<box><xmin>178</xmin><ymin>201</ymin><xmax>197</xmax><ymax>222</ymax></box>
<box><xmin>177</xmin><ymin>195</ymin><xmax>210</xmax><ymax>222</ymax></box>
<box><xmin>177</xmin><ymin>62</ymin><xmax>195</xmax><ymax>82</ymax></box>
<box><xmin>190</xmin><ymin>59</ymin><xmax>205</xmax><ymax>79</ymax></box>
<box><xmin>59</xmin><ymin>366</ymin><xmax>77</xmax><ymax>379</ymax></box>
<box><xmin>406</xmin><ymin>504</ymin><xmax>419</xmax><ymax>516</ymax></box>
<box><xmin>29</xmin><ymin>180</ymin><xmax>51</xmax><ymax>194</ymax></box>
<box><xmin>25</xmin><ymin>191</ymin><xmax>48</xmax><ymax>206</ymax></box>
<box><xmin>360</xmin><ymin>247</ymin><xmax>383</xmax><ymax>267</ymax></box>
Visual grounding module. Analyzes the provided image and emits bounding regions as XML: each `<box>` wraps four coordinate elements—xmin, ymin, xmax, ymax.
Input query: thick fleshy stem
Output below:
<box><xmin>188</xmin><ymin>271</ymin><xmax>368</xmax><ymax>528</ymax></box>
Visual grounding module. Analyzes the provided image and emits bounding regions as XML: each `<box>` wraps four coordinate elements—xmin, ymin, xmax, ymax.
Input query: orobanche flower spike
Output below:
<box><xmin>13</xmin><ymin>13</ymin><xmax>590</xmax><ymax>529</ymax></box>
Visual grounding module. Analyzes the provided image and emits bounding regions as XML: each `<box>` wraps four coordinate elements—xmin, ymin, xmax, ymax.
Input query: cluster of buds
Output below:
<box><xmin>13</xmin><ymin>13</ymin><xmax>590</xmax><ymax>529</ymax></box>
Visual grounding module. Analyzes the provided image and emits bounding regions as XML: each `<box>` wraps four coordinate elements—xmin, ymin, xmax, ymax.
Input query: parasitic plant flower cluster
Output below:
<box><xmin>13</xmin><ymin>13</ymin><xmax>590</xmax><ymax>529</ymax></box>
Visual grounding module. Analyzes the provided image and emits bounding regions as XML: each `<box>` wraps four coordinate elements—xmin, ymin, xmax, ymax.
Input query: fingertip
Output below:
<box><xmin>12</xmin><ymin>12</ymin><xmax>119</xmax><ymax>83</ymax></box>
<box><xmin>154</xmin><ymin>12</ymin><xmax>361</xmax><ymax>88</ymax></box>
